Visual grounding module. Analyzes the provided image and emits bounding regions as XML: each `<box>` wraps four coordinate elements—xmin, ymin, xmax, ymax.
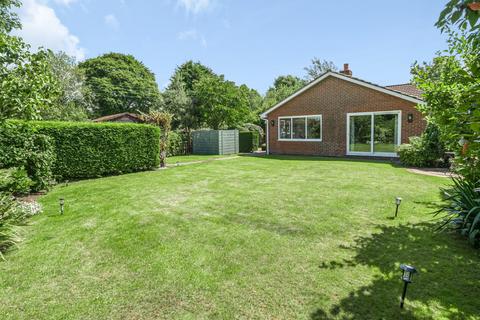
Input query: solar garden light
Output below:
<box><xmin>399</xmin><ymin>264</ymin><xmax>417</xmax><ymax>308</ymax></box>
<box><xmin>59</xmin><ymin>198</ymin><xmax>65</xmax><ymax>215</ymax></box>
<box><xmin>394</xmin><ymin>197</ymin><xmax>402</xmax><ymax>218</ymax></box>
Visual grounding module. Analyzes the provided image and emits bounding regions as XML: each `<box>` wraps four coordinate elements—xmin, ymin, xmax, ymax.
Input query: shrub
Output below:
<box><xmin>168</xmin><ymin>131</ymin><xmax>189</xmax><ymax>156</ymax></box>
<box><xmin>0</xmin><ymin>193</ymin><xmax>42</xmax><ymax>259</ymax></box>
<box><xmin>435</xmin><ymin>178</ymin><xmax>480</xmax><ymax>248</ymax></box>
<box><xmin>397</xmin><ymin>124</ymin><xmax>445</xmax><ymax>167</ymax></box>
<box><xmin>0</xmin><ymin>168</ymin><xmax>33</xmax><ymax>195</ymax></box>
<box><xmin>32</xmin><ymin>121</ymin><xmax>160</xmax><ymax>180</ymax></box>
<box><xmin>0</xmin><ymin>122</ymin><xmax>55</xmax><ymax>192</ymax></box>
<box><xmin>239</xmin><ymin>131</ymin><xmax>260</xmax><ymax>153</ymax></box>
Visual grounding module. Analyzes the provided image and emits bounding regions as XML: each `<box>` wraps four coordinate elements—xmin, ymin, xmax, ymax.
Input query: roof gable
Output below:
<box><xmin>93</xmin><ymin>112</ymin><xmax>141</xmax><ymax>122</ymax></box>
<box><xmin>260</xmin><ymin>72</ymin><xmax>424</xmax><ymax>119</ymax></box>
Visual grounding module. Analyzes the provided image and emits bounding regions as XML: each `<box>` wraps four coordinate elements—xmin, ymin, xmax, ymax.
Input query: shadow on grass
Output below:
<box><xmin>238</xmin><ymin>153</ymin><xmax>403</xmax><ymax>167</ymax></box>
<box><xmin>311</xmin><ymin>222</ymin><xmax>480</xmax><ymax>319</ymax></box>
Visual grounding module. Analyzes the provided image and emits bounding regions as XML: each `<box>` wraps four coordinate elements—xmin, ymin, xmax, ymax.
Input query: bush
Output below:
<box><xmin>0</xmin><ymin>168</ymin><xmax>33</xmax><ymax>195</ymax></box>
<box><xmin>435</xmin><ymin>178</ymin><xmax>480</xmax><ymax>248</ymax></box>
<box><xmin>0</xmin><ymin>122</ymin><xmax>55</xmax><ymax>192</ymax></box>
<box><xmin>0</xmin><ymin>193</ymin><xmax>42</xmax><ymax>259</ymax></box>
<box><xmin>32</xmin><ymin>121</ymin><xmax>160</xmax><ymax>180</ymax></box>
<box><xmin>168</xmin><ymin>131</ymin><xmax>189</xmax><ymax>156</ymax></box>
<box><xmin>397</xmin><ymin>124</ymin><xmax>445</xmax><ymax>167</ymax></box>
<box><xmin>239</xmin><ymin>131</ymin><xmax>260</xmax><ymax>153</ymax></box>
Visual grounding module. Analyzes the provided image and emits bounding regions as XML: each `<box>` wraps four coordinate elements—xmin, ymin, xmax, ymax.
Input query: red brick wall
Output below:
<box><xmin>266</xmin><ymin>76</ymin><xmax>426</xmax><ymax>156</ymax></box>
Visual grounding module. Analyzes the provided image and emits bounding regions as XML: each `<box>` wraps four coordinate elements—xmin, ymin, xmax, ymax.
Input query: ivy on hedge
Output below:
<box><xmin>30</xmin><ymin>121</ymin><xmax>160</xmax><ymax>180</ymax></box>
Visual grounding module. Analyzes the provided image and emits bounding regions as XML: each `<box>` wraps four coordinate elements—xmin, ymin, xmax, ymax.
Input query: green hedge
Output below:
<box><xmin>168</xmin><ymin>131</ymin><xmax>189</xmax><ymax>156</ymax></box>
<box><xmin>0</xmin><ymin>121</ymin><xmax>55</xmax><ymax>192</ymax></box>
<box><xmin>31</xmin><ymin>121</ymin><xmax>160</xmax><ymax>180</ymax></box>
<box><xmin>239</xmin><ymin>131</ymin><xmax>259</xmax><ymax>153</ymax></box>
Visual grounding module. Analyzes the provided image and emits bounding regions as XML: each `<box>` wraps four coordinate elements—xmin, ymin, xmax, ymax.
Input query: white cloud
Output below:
<box><xmin>104</xmin><ymin>13</ymin><xmax>120</xmax><ymax>30</ymax></box>
<box><xmin>53</xmin><ymin>0</ymin><xmax>78</xmax><ymax>6</ymax></box>
<box><xmin>177</xmin><ymin>29</ymin><xmax>207</xmax><ymax>47</ymax></box>
<box><xmin>14</xmin><ymin>0</ymin><xmax>85</xmax><ymax>60</ymax></box>
<box><xmin>177</xmin><ymin>0</ymin><xmax>212</xmax><ymax>15</ymax></box>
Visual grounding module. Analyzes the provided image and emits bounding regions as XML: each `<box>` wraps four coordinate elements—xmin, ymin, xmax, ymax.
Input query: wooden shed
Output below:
<box><xmin>192</xmin><ymin>130</ymin><xmax>239</xmax><ymax>155</ymax></box>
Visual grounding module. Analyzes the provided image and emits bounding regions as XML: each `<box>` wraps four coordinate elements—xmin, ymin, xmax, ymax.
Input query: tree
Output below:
<box><xmin>193</xmin><ymin>75</ymin><xmax>251</xmax><ymax>130</ymax></box>
<box><xmin>304</xmin><ymin>57</ymin><xmax>338</xmax><ymax>81</ymax></box>
<box><xmin>166</xmin><ymin>61</ymin><xmax>215</xmax><ymax>130</ymax></box>
<box><xmin>164</xmin><ymin>73</ymin><xmax>196</xmax><ymax>131</ymax></box>
<box><xmin>261</xmin><ymin>75</ymin><xmax>305</xmax><ymax>112</ymax></box>
<box><xmin>239</xmin><ymin>84</ymin><xmax>262</xmax><ymax>125</ymax></box>
<box><xmin>79</xmin><ymin>53</ymin><xmax>162</xmax><ymax>117</ymax></box>
<box><xmin>140</xmin><ymin>111</ymin><xmax>172</xmax><ymax>168</ymax></box>
<box><xmin>436</xmin><ymin>0</ymin><xmax>480</xmax><ymax>41</ymax></box>
<box><xmin>412</xmin><ymin>1</ymin><xmax>480</xmax><ymax>182</ymax></box>
<box><xmin>0</xmin><ymin>0</ymin><xmax>21</xmax><ymax>33</ymax></box>
<box><xmin>40</xmin><ymin>51</ymin><xmax>92</xmax><ymax>121</ymax></box>
<box><xmin>0</xmin><ymin>0</ymin><xmax>60</xmax><ymax>121</ymax></box>
<box><xmin>169</xmin><ymin>60</ymin><xmax>215</xmax><ymax>93</ymax></box>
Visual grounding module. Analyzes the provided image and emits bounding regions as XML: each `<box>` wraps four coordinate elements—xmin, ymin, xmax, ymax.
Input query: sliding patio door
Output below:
<box><xmin>347</xmin><ymin>111</ymin><xmax>401</xmax><ymax>156</ymax></box>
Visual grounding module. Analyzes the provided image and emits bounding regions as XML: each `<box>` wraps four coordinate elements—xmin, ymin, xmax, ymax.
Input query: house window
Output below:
<box><xmin>279</xmin><ymin>118</ymin><xmax>291</xmax><ymax>139</ymax></box>
<box><xmin>347</xmin><ymin>111</ymin><xmax>401</xmax><ymax>156</ymax></box>
<box><xmin>278</xmin><ymin>115</ymin><xmax>322</xmax><ymax>141</ymax></box>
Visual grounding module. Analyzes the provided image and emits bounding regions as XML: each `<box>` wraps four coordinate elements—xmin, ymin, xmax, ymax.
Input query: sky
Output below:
<box><xmin>14</xmin><ymin>0</ymin><xmax>449</xmax><ymax>94</ymax></box>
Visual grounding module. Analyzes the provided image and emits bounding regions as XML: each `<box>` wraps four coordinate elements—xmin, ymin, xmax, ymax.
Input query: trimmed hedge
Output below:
<box><xmin>32</xmin><ymin>121</ymin><xmax>160</xmax><ymax>180</ymax></box>
<box><xmin>239</xmin><ymin>131</ymin><xmax>259</xmax><ymax>153</ymax></box>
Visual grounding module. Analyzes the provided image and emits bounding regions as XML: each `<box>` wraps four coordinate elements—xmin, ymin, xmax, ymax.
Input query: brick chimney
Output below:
<box><xmin>339</xmin><ymin>63</ymin><xmax>352</xmax><ymax>76</ymax></box>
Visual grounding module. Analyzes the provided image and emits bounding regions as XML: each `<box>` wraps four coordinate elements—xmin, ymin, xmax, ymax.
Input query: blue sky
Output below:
<box><xmin>16</xmin><ymin>0</ymin><xmax>448</xmax><ymax>93</ymax></box>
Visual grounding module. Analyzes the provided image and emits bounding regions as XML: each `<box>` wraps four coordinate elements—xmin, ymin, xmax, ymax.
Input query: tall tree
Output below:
<box><xmin>193</xmin><ymin>75</ymin><xmax>251</xmax><ymax>130</ymax></box>
<box><xmin>261</xmin><ymin>75</ymin><xmax>305</xmax><ymax>112</ymax></box>
<box><xmin>239</xmin><ymin>84</ymin><xmax>262</xmax><ymax>125</ymax></box>
<box><xmin>304</xmin><ymin>58</ymin><xmax>338</xmax><ymax>81</ymax></box>
<box><xmin>41</xmin><ymin>51</ymin><xmax>92</xmax><ymax>121</ymax></box>
<box><xmin>163</xmin><ymin>73</ymin><xmax>196</xmax><ymax>131</ymax></box>
<box><xmin>0</xmin><ymin>0</ymin><xmax>60</xmax><ymax>121</ymax></box>
<box><xmin>412</xmin><ymin>0</ymin><xmax>480</xmax><ymax>182</ymax></box>
<box><xmin>79</xmin><ymin>53</ymin><xmax>162</xmax><ymax>117</ymax></box>
<box><xmin>169</xmin><ymin>60</ymin><xmax>215</xmax><ymax>93</ymax></box>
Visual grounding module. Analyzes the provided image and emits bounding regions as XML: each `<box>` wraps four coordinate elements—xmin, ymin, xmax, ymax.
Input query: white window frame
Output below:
<box><xmin>278</xmin><ymin>115</ymin><xmax>322</xmax><ymax>142</ymax></box>
<box><xmin>346</xmin><ymin>110</ymin><xmax>402</xmax><ymax>157</ymax></box>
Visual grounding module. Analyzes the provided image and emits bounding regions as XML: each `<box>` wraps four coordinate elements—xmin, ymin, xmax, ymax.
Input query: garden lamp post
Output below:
<box><xmin>394</xmin><ymin>197</ymin><xmax>402</xmax><ymax>218</ymax></box>
<box><xmin>59</xmin><ymin>198</ymin><xmax>65</xmax><ymax>215</ymax></box>
<box><xmin>399</xmin><ymin>264</ymin><xmax>417</xmax><ymax>308</ymax></box>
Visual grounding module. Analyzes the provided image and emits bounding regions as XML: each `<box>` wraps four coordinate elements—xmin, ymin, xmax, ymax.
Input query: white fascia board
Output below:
<box><xmin>260</xmin><ymin>72</ymin><xmax>424</xmax><ymax>119</ymax></box>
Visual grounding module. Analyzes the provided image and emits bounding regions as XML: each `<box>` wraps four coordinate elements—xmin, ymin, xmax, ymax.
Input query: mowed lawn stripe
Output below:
<box><xmin>1</xmin><ymin>156</ymin><xmax>478</xmax><ymax>319</ymax></box>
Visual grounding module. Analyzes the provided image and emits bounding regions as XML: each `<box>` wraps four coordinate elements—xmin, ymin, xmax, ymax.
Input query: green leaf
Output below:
<box><xmin>451</xmin><ymin>10</ymin><xmax>462</xmax><ymax>24</ymax></box>
<box><xmin>468</xmin><ymin>229</ymin><xmax>479</xmax><ymax>246</ymax></box>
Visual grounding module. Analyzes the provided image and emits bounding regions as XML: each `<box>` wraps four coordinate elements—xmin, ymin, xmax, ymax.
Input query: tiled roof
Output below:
<box><xmin>385</xmin><ymin>83</ymin><xmax>423</xmax><ymax>99</ymax></box>
<box><xmin>261</xmin><ymin>72</ymin><xmax>425</xmax><ymax>118</ymax></box>
<box><xmin>93</xmin><ymin>112</ymin><xmax>141</xmax><ymax>122</ymax></box>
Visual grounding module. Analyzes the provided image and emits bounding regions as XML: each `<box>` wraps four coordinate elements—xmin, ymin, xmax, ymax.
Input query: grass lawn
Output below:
<box><xmin>166</xmin><ymin>154</ymin><xmax>236</xmax><ymax>164</ymax></box>
<box><xmin>1</xmin><ymin>156</ymin><xmax>479</xmax><ymax>319</ymax></box>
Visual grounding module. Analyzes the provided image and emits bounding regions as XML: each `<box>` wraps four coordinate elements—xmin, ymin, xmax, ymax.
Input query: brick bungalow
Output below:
<box><xmin>260</xmin><ymin>64</ymin><xmax>425</xmax><ymax>157</ymax></box>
